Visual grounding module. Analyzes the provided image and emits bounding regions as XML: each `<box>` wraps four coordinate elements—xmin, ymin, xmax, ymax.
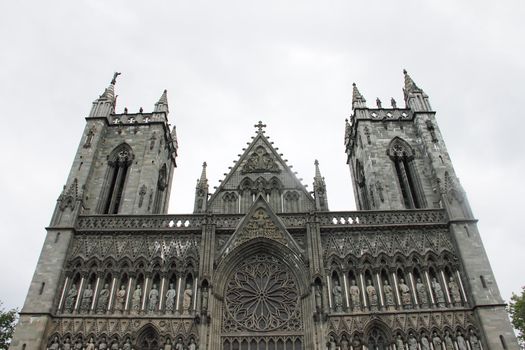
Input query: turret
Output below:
<box><xmin>403</xmin><ymin>69</ymin><xmax>432</xmax><ymax>112</ymax></box>
<box><xmin>313</xmin><ymin>160</ymin><xmax>329</xmax><ymax>211</ymax></box>
<box><xmin>194</xmin><ymin>162</ymin><xmax>208</xmax><ymax>213</ymax></box>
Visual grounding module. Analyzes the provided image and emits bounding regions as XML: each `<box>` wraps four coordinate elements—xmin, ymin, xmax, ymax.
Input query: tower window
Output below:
<box><xmin>100</xmin><ymin>144</ymin><xmax>133</xmax><ymax>214</ymax></box>
<box><xmin>152</xmin><ymin>164</ymin><xmax>167</xmax><ymax>214</ymax></box>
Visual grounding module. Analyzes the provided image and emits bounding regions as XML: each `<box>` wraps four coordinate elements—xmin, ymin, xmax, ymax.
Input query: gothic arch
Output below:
<box><xmin>136</xmin><ymin>325</ymin><xmax>160</xmax><ymax>350</ymax></box>
<box><xmin>99</xmin><ymin>143</ymin><xmax>134</xmax><ymax>214</ymax></box>
<box><xmin>386</xmin><ymin>137</ymin><xmax>414</xmax><ymax>160</ymax></box>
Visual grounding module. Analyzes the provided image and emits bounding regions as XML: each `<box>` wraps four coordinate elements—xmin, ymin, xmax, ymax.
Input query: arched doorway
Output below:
<box><xmin>136</xmin><ymin>326</ymin><xmax>160</xmax><ymax>350</ymax></box>
<box><xmin>366</xmin><ymin>328</ymin><xmax>388</xmax><ymax>350</ymax></box>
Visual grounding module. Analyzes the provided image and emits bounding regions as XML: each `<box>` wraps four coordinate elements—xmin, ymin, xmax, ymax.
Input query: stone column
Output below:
<box><xmin>141</xmin><ymin>278</ymin><xmax>149</xmax><ymax>311</ymax></box>
<box><xmin>90</xmin><ymin>277</ymin><xmax>100</xmax><ymax>312</ymax></box>
<box><xmin>175</xmin><ymin>276</ymin><xmax>182</xmax><ymax>312</ymax></box>
<box><xmin>424</xmin><ymin>270</ymin><xmax>435</xmax><ymax>306</ymax></box>
<box><xmin>73</xmin><ymin>277</ymin><xmax>84</xmax><ymax>312</ymax></box>
<box><xmin>392</xmin><ymin>272</ymin><xmax>402</xmax><ymax>307</ymax></box>
<box><xmin>456</xmin><ymin>270</ymin><xmax>468</xmax><ymax>304</ymax></box>
<box><xmin>408</xmin><ymin>272</ymin><xmax>418</xmax><ymax>306</ymax></box>
<box><xmin>343</xmin><ymin>274</ymin><xmax>350</xmax><ymax>310</ymax></box>
<box><xmin>159</xmin><ymin>277</ymin><xmax>166</xmax><ymax>311</ymax></box>
<box><xmin>108</xmin><ymin>277</ymin><xmax>117</xmax><ymax>312</ymax></box>
<box><xmin>440</xmin><ymin>270</ymin><xmax>452</xmax><ymax>305</ymax></box>
<box><xmin>124</xmin><ymin>278</ymin><xmax>133</xmax><ymax>311</ymax></box>
<box><xmin>359</xmin><ymin>273</ymin><xmax>367</xmax><ymax>309</ymax></box>
<box><xmin>376</xmin><ymin>273</ymin><xmax>385</xmax><ymax>308</ymax></box>
<box><xmin>58</xmin><ymin>276</ymin><xmax>69</xmax><ymax>313</ymax></box>
<box><xmin>326</xmin><ymin>276</ymin><xmax>332</xmax><ymax>309</ymax></box>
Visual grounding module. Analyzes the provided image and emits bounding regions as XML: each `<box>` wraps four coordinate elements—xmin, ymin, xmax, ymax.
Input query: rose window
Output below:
<box><xmin>224</xmin><ymin>254</ymin><xmax>299</xmax><ymax>331</ymax></box>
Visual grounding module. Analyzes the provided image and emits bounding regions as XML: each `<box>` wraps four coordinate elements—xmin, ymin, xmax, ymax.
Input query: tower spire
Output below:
<box><xmin>154</xmin><ymin>89</ymin><xmax>169</xmax><ymax>113</ymax></box>
<box><xmin>89</xmin><ymin>72</ymin><xmax>120</xmax><ymax>118</ymax></box>
<box><xmin>313</xmin><ymin>159</ymin><xmax>329</xmax><ymax>211</ymax></box>
<box><xmin>403</xmin><ymin>69</ymin><xmax>422</xmax><ymax>93</ymax></box>
<box><xmin>402</xmin><ymin>69</ymin><xmax>431</xmax><ymax>111</ymax></box>
<box><xmin>352</xmin><ymin>83</ymin><xmax>367</xmax><ymax>109</ymax></box>
<box><xmin>193</xmin><ymin>162</ymin><xmax>208</xmax><ymax>213</ymax></box>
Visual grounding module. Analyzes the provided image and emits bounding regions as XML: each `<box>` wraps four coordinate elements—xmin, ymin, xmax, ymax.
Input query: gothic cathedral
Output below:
<box><xmin>9</xmin><ymin>72</ymin><xmax>518</xmax><ymax>350</ymax></box>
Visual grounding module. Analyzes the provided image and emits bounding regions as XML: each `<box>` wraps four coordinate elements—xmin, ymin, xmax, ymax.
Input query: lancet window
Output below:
<box><xmin>100</xmin><ymin>144</ymin><xmax>134</xmax><ymax>214</ymax></box>
<box><xmin>152</xmin><ymin>164</ymin><xmax>167</xmax><ymax>214</ymax></box>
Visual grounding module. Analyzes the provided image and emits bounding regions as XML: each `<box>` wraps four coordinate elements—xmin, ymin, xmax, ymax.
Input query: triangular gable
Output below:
<box><xmin>217</xmin><ymin>195</ymin><xmax>304</xmax><ymax>259</ymax></box>
<box><xmin>207</xmin><ymin>128</ymin><xmax>314</xmax><ymax>209</ymax></box>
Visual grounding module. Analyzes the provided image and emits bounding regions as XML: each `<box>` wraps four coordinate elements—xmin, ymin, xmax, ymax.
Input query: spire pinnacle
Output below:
<box><xmin>352</xmin><ymin>82</ymin><xmax>366</xmax><ymax>108</ymax></box>
<box><xmin>313</xmin><ymin>159</ymin><xmax>328</xmax><ymax>210</ymax></box>
<box><xmin>403</xmin><ymin>69</ymin><xmax>421</xmax><ymax>93</ymax></box>
<box><xmin>154</xmin><ymin>89</ymin><xmax>169</xmax><ymax>113</ymax></box>
<box><xmin>111</xmin><ymin>72</ymin><xmax>121</xmax><ymax>85</ymax></box>
<box><xmin>314</xmin><ymin>159</ymin><xmax>322</xmax><ymax>179</ymax></box>
<box><xmin>199</xmin><ymin>161</ymin><xmax>208</xmax><ymax>183</ymax></box>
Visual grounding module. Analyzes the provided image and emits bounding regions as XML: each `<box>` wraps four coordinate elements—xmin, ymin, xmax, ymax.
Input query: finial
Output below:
<box><xmin>403</xmin><ymin>69</ymin><xmax>407</xmax><ymax>75</ymax></box>
<box><xmin>352</xmin><ymin>82</ymin><xmax>366</xmax><ymax>108</ymax></box>
<box><xmin>376</xmin><ymin>98</ymin><xmax>382</xmax><ymax>108</ymax></box>
<box><xmin>391</xmin><ymin>98</ymin><xmax>397</xmax><ymax>108</ymax></box>
<box><xmin>124</xmin><ymin>107</ymin><xmax>128</xmax><ymax>114</ymax></box>
<box><xmin>254</xmin><ymin>121</ymin><xmax>267</xmax><ymax>133</ymax></box>
<box><xmin>111</xmin><ymin>72</ymin><xmax>121</xmax><ymax>85</ymax></box>
<box><xmin>139</xmin><ymin>107</ymin><xmax>143</xmax><ymax>113</ymax></box>
<box><xmin>314</xmin><ymin>159</ymin><xmax>319</xmax><ymax>166</ymax></box>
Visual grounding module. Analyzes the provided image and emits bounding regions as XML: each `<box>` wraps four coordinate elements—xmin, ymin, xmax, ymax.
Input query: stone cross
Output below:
<box><xmin>254</xmin><ymin>121</ymin><xmax>267</xmax><ymax>133</ymax></box>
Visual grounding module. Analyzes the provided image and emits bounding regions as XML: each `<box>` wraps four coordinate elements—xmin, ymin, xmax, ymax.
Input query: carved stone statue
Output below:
<box><xmin>416</xmin><ymin>278</ymin><xmax>428</xmax><ymax>308</ymax></box>
<box><xmin>349</xmin><ymin>279</ymin><xmax>361</xmax><ymax>311</ymax></box>
<box><xmin>115</xmin><ymin>285</ymin><xmax>126</xmax><ymax>312</ymax></box>
<box><xmin>383</xmin><ymin>280</ymin><xmax>395</xmax><ymax>308</ymax></box>
<box><xmin>85</xmin><ymin>337</ymin><xmax>96</xmax><ymax>350</ymax></box>
<box><xmin>165</xmin><ymin>283</ymin><xmax>177</xmax><ymax>312</ymax></box>
<box><xmin>432</xmin><ymin>278</ymin><xmax>446</xmax><ymax>307</ymax></box>
<box><xmin>188</xmin><ymin>337</ymin><xmax>197</xmax><ymax>350</ymax></box>
<box><xmin>48</xmin><ymin>336</ymin><xmax>60</xmax><ymax>350</ymax></box>
<box><xmin>398</xmin><ymin>278</ymin><xmax>411</xmax><ymax>309</ymax></box>
<box><xmin>340</xmin><ymin>335</ymin><xmax>349</xmax><ymax>350</ymax></box>
<box><xmin>64</xmin><ymin>285</ymin><xmax>78</xmax><ymax>312</ymax></box>
<box><xmin>407</xmin><ymin>333</ymin><xmax>417</xmax><ymax>350</ymax></box>
<box><xmin>163</xmin><ymin>338</ymin><xmax>172</xmax><ymax>350</ymax></box>
<box><xmin>123</xmin><ymin>338</ymin><xmax>132</xmax><ymax>350</ymax></box>
<box><xmin>366</xmin><ymin>280</ymin><xmax>378</xmax><ymax>310</ymax></box>
<box><xmin>110</xmin><ymin>337</ymin><xmax>119</xmax><ymax>350</ymax></box>
<box><xmin>80</xmin><ymin>284</ymin><xmax>93</xmax><ymax>312</ymax></box>
<box><xmin>420</xmin><ymin>334</ymin><xmax>430</xmax><ymax>350</ymax></box>
<box><xmin>74</xmin><ymin>338</ymin><xmax>83</xmax><ymax>350</ymax></box>
<box><xmin>201</xmin><ymin>285</ymin><xmax>209</xmax><ymax>313</ymax></box>
<box><xmin>444</xmin><ymin>331</ymin><xmax>454</xmax><ymax>350</ymax></box>
<box><xmin>314</xmin><ymin>284</ymin><xmax>323</xmax><ymax>312</ymax></box>
<box><xmin>175</xmin><ymin>337</ymin><xmax>184</xmax><ymax>350</ymax></box>
<box><xmin>132</xmin><ymin>284</ymin><xmax>142</xmax><ymax>311</ymax></box>
<box><xmin>182</xmin><ymin>283</ymin><xmax>193</xmax><ymax>314</ymax></box>
<box><xmin>376</xmin><ymin>98</ymin><xmax>382</xmax><ymax>108</ymax></box>
<box><xmin>391</xmin><ymin>97</ymin><xmax>397</xmax><ymax>108</ymax></box>
<box><xmin>96</xmin><ymin>284</ymin><xmax>110</xmax><ymax>314</ymax></box>
<box><xmin>469</xmin><ymin>330</ymin><xmax>481</xmax><ymax>350</ymax></box>
<box><xmin>456</xmin><ymin>332</ymin><xmax>467</xmax><ymax>350</ymax></box>
<box><xmin>396</xmin><ymin>334</ymin><xmax>405</xmax><ymax>350</ymax></box>
<box><xmin>63</xmin><ymin>336</ymin><xmax>72</xmax><ymax>350</ymax></box>
<box><xmin>98</xmin><ymin>336</ymin><xmax>108</xmax><ymax>350</ymax></box>
<box><xmin>432</xmin><ymin>332</ymin><xmax>442</xmax><ymax>350</ymax></box>
<box><xmin>448</xmin><ymin>277</ymin><xmax>461</xmax><ymax>305</ymax></box>
<box><xmin>148</xmin><ymin>284</ymin><xmax>159</xmax><ymax>312</ymax></box>
<box><xmin>352</xmin><ymin>336</ymin><xmax>362</xmax><ymax>350</ymax></box>
<box><xmin>332</xmin><ymin>280</ymin><xmax>343</xmax><ymax>312</ymax></box>
<box><xmin>327</xmin><ymin>335</ymin><xmax>336</xmax><ymax>350</ymax></box>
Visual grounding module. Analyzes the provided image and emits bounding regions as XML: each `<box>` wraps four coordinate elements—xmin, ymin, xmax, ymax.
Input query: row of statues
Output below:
<box><xmin>63</xmin><ymin>281</ymin><xmax>201</xmax><ymax>314</ymax></box>
<box><xmin>326</xmin><ymin>330</ymin><xmax>480</xmax><ymax>350</ymax></box>
<box><xmin>326</xmin><ymin>276</ymin><xmax>462</xmax><ymax>312</ymax></box>
<box><xmin>48</xmin><ymin>336</ymin><xmax>198</xmax><ymax>350</ymax></box>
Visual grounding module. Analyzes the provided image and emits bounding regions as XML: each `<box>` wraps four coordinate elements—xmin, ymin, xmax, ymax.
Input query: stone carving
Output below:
<box><xmin>340</xmin><ymin>335</ymin><xmax>349</xmax><ymax>350</ymax></box>
<box><xmin>83</xmin><ymin>126</ymin><xmax>95</xmax><ymax>148</ymax></box>
<box><xmin>398</xmin><ymin>279</ymin><xmax>411</xmax><ymax>309</ymax></box>
<box><xmin>64</xmin><ymin>285</ymin><xmax>78</xmax><ymax>313</ymax></box>
<box><xmin>85</xmin><ymin>337</ymin><xmax>95</xmax><ymax>350</ymax></box>
<box><xmin>80</xmin><ymin>284</ymin><xmax>93</xmax><ymax>312</ymax></box>
<box><xmin>469</xmin><ymin>330</ymin><xmax>481</xmax><ymax>350</ymax></box>
<box><xmin>327</xmin><ymin>335</ymin><xmax>336</xmax><ymax>350</ymax></box>
<box><xmin>188</xmin><ymin>338</ymin><xmax>196</xmax><ymax>350</ymax></box>
<box><xmin>383</xmin><ymin>280</ymin><xmax>395</xmax><ymax>308</ymax></box>
<box><xmin>110</xmin><ymin>337</ymin><xmax>119</xmax><ymax>350</ymax></box>
<box><xmin>241</xmin><ymin>145</ymin><xmax>280</xmax><ymax>173</ymax></box>
<box><xmin>416</xmin><ymin>278</ymin><xmax>428</xmax><ymax>308</ymax></box>
<box><xmin>456</xmin><ymin>332</ymin><xmax>467</xmax><ymax>350</ymax></box>
<box><xmin>148</xmin><ymin>284</ymin><xmax>159</xmax><ymax>312</ymax></box>
<box><xmin>96</xmin><ymin>284</ymin><xmax>109</xmax><ymax>314</ymax></box>
<box><xmin>123</xmin><ymin>338</ymin><xmax>132</xmax><ymax>350</ymax></box>
<box><xmin>432</xmin><ymin>278</ymin><xmax>446</xmax><ymax>307</ymax></box>
<box><xmin>182</xmin><ymin>283</ymin><xmax>193</xmax><ymax>314</ymax></box>
<box><xmin>114</xmin><ymin>285</ymin><xmax>126</xmax><ymax>312</ymax></box>
<box><xmin>444</xmin><ymin>331</ymin><xmax>454</xmax><ymax>350</ymax></box>
<box><xmin>332</xmin><ymin>280</ymin><xmax>343</xmax><ymax>312</ymax></box>
<box><xmin>349</xmin><ymin>280</ymin><xmax>361</xmax><ymax>311</ymax></box>
<box><xmin>376</xmin><ymin>98</ymin><xmax>382</xmax><ymax>108</ymax></box>
<box><xmin>391</xmin><ymin>97</ymin><xmax>397</xmax><ymax>108</ymax></box>
<box><xmin>233</xmin><ymin>208</ymin><xmax>287</xmax><ymax>248</ymax></box>
<box><xmin>165</xmin><ymin>283</ymin><xmax>177</xmax><ymax>312</ymax></box>
<box><xmin>201</xmin><ymin>285</ymin><xmax>209</xmax><ymax>313</ymax></box>
<box><xmin>163</xmin><ymin>338</ymin><xmax>172</xmax><ymax>350</ymax></box>
<box><xmin>432</xmin><ymin>332</ymin><xmax>442</xmax><ymax>350</ymax></box>
<box><xmin>366</xmin><ymin>280</ymin><xmax>378</xmax><ymax>310</ymax></box>
<box><xmin>407</xmin><ymin>333</ymin><xmax>417</xmax><ymax>350</ymax></box>
<box><xmin>48</xmin><ymin>336</ymin><xmax>60</xmax><ymax>350</ymax></box>
<box><xmin>420</xmin><ymin>334</ymin><xmax>430</xmax><ymax>350</ymax></box>
<box><xmin>224</xmin><ymin>254</ymin><xmax>300</xmax><ymax>331</ymax></box>
<box><xmin>175</xmin><ymin>337</ymin><xmax>184</xmax><ymax>350</ymax></box>
<box><xmin>132</xmin><ymin>285</ymin><xmax>142</xmax><ymax>311</ymax></box>
<box><xmin>396</xmin><ymin>334</ymin><xmax>404</xmax><ymax>350</ymax></box>
<box><xmin>448</xmin><ymin>277</ymin><xmax>461</xmax><ymax>305</ymax></box>
<box><xmin>315</xmin><ymin>284</ymin><xmax>323</xmax><ymax>312</ymax></box>
<box><xmin>138</xmin><ymin>185</ymin><xmax>147</xmax><ymax>208</ymax></box>
<box><xmin>74</xmin><ymin>338</ymin><xmax>83</xmax><ymax>350</ymax></box>
<box><xmin>98</xmin><ymin>336</ymin><xmax>107</xmax><ymax>350</ymax></box>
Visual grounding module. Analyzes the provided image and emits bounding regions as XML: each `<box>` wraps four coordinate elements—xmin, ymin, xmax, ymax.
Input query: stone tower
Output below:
<box><xmin>345</xmin><ymin>70</ymin><xmax>517</xmax><ymax>349</ymax></box>
<box><xmin>9</xmin><ymin>72</ymin><xmax>518</xmax><ymax>350</ymax></box>
<box><xmin>9</xmin><ymin>74</ymin><xmax>177</xmax><ymax>349</ymax></box>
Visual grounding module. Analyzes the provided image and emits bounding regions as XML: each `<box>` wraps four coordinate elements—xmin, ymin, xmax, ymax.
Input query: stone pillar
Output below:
<box><xmin>159</xmin><ymin>277</ymin><xmax>166</xmax><ymax>311</ymax></box>
<box><xmin>124</xmin><ymin>278</ymin><xmax>133</xmax><ymax>311</ymax></box>
<box><xmin>408</xmin><ymin>272</ymin><xmax>418</xmax><ymax>306</ymax></box>
<box><xmin>392</xmin><ymin>272</ymin><xmax>402</xmax><ymax>306</ymax></box>
<box><xmin>424</xmin><ymin>271</ymin><xmax>435</xmax><ymax>305</ymax></box>
<box><xmin>73</xmin><ymin>277</ymin><xmax>84</xmax><ymax>312</ymax></box>
<box><xmin>90</xmin><ymin>277</ymin><xmax>100</xmax><ymax>312</ymax></box>
<box><xmin>58</xmin><ymin>276</ymin><xmax>69</xmax><ymax>313</ymax></box>
<box><xmin>376</xmin><ymin>273</ymin><xmax>385</xmax><ymax>308</ymax></box>
<box><xmin>108</xmin><ymin>277</ymin><xmax>116</xmax><ymax>312</ymax></box>
<box><xmin>141</xmin><ymin>278</ymin><xmax>149</xmax><ymax>311</ymax></box>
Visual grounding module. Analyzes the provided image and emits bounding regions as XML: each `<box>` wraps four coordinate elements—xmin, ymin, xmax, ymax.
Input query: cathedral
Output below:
<box><xmin>9</xmin><ymin>71</ymin><xmax>518</xmax><ymax>350</ymax></box>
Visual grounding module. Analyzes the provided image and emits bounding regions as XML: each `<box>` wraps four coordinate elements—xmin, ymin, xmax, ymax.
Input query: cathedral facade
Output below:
<box><xmin>9</xmin><ymin>72</ymin><xmax>518</xmax><ymax>350</ymax></box>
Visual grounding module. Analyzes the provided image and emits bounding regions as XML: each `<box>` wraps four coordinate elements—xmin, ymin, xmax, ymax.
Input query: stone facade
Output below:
<box><xmin>9</xmin><ymin>72</ymin><xmax>518</xmax><ymax>350</ymax></box>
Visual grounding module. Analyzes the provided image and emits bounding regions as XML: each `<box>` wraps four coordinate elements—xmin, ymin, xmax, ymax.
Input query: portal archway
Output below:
<box><xmin>136</xmin><ymin>326</ymin><xmax>160</xmax><ymax>350</ymax></box>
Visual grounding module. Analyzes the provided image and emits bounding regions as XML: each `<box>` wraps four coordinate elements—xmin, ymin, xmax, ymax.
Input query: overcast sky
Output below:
<box><xmin>0</xmin><ymin>0</ymin><xmax>524</xmax><ymax>311</ymax></box>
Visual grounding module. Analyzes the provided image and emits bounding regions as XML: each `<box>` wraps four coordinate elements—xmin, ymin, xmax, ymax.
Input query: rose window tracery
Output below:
<box><xmin>224</xmin><ymin>254</ymin><xmax>299</xmax><ymax>331</ymax></box>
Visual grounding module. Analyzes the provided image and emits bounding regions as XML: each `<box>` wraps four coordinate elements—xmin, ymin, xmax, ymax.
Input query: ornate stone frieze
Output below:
<box><xmin>233</xmin><ymin>209</ymin><xmax>287</xmax><ymax>247</ymax></box>
<box><xmin>241</xmin><ymin>146</ymin><xmax>281</xmax><ymax>174</ymax></box>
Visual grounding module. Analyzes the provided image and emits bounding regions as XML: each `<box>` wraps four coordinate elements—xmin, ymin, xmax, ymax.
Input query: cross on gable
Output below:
<box><xmin>254</xmin><ymin>121</ymin><xmax>267</xmax><ymax>133</ymax></box>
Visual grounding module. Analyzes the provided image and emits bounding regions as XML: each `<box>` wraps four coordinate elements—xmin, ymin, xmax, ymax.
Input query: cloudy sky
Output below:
<box><xmin>0</xmin><ymin>1</ymin><xmax>524</xmax><ymax>311</ymax></box>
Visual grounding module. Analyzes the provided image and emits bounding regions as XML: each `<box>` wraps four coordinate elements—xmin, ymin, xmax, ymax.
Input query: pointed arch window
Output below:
<box><xmin>355</xmin><ymin>159</ymin><xmax>370</xmax><ymax>210</ymax></box>
<box><xmin>387</xmin><ymin>138</ymin><xmax>425</xmax><ymax>209</ymax></box>
<box><xmin>152</xmin><ymin>164</ymin><xmax>167</xmax><ymax>214</ymax></box>
<box><xmin>101</xmin><ymin>144</ymin><xmax>133</xmax><ymax>214</ymax></box>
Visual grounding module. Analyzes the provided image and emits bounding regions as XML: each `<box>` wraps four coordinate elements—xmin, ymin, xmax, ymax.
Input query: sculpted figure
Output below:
<box><xmin>327</xmin><ymin>335</ymin><xmax>336</xmax><ymax>350</ymax></box>
<box><xmin>456</xmin><ymin>332</ymin><xmax>467</xmax><ymax>350</ymax></box>
<box><xmin>175</xmin><ymin>337</ymin><xmax>184</xmax><ymax>350</ymax></box>
<box><xmin>85</xmin><ymin>337</ymin><xmax>96</xmax><ymax>350</ymax></box>
<box><xmin>349</xmin><ymin>279</ymin><xmax>361</xmax><ymax>311</ymax></box>
<box><xmin>132</xmin><ymin>284</ymin><xmax>142</xmax><ymax>311</ymax></box>
<box><xmin>352</xmin><ymin>336</ymin><xmax>362</xmax><ymax>350</ymax></box>
<box><xmin>332</xmin><ymin>280</ymin><xmax>343</xmax><ymax>312</ymax></box>
<box><xmin>432</xmin><ymin>332</ymin><xmax>442</xmax><ymax>350</ymax></box>
<box><xmin>398</xmin><ymin>278</ymin><xmax>411</xmax><ymax>309</ymax></box>
<box><xmin>163</xmin><ymin>338</ymin><xmax>172</xmax><ymax>350</ymax></box>
<box><xmin>80</xmin><ymin>284</ymin><xmax>93</xmax><ymax>312</ymax></box>
<box><xmin>366</xmin><ymin>280</ymin><xmax>378</xmax><ymax>310</ymax></box>
<box><xmin>165</xmin><ymin>283</ymin><xmax>177</xmax><ymax>312</ymax></box>
<box><xmin>48</xmin><ymin>336</ymin><xmax>60</xmax><ymax>350</ymax></box>
<box><xmin>63</xmin><ymin>336</ymin><xmax>72</xmax><ymax>350</ymax></box>
<box><xmin>396</xmin><ymin>334</ymin><xmax>405</xmax><ymax>350</ymax></box>
<box><xmin>64</xmin><ymin>285</ymin><xmax>78</xmax><ymax>312</ymax></box>
<box><xmin>416</xmin><ymin>278</ymin><xmax>428</xmax><ymax>308</ymax></box>
<box><xmin>383</xmin><ymin>280</ymin><xmax>395</xmax><ymax>308</ymax></box>
<box><xmin>182</xmin><ymin>283</ymin><xmax>193</xmax><ymax>314</ymax></box>
<box><xmin>148</xmin><ymin>284</ymin><xmax>159</xmax><ymax>312</ymax></box>
<box><xmin>448</xmin><ymin>277</ymin><xmax>461</xmax><ymax>305</ymax></box>
<box><xmin>408</xmin><ymin>333</ymin><xmax>418</xmax><ymax>350</ymax></box>
<box><xmin>444</xmin><ymin>331</ymin><xmax>454</xmax><ymax>350</ymax></box>
<box><xmin>188</xmin><ymin>338</ymin><xmax>197</xmax><ymax>350</ymax></box>
<box><xmin>314</xmin><ymin>284</ymin><xmax>323</xmax><ymax>312</ymax></box>
<box><xmin>97</xmin><ymin>284</ymin><xmax>110</xmax><ymax>314</ymax></box>
<box><xmin>420</xmin><ymin>334</ymin><xmax>430</xmax><ymax>350</ymax></box>
<box><xmin>74</xmin><ymin>338</ymin><xmax>83</xmax><ymax>350</ymax></box>
<box><xmin>376</xmin><ymin>98</ymin><xmax>382</xmax><ymax>108</ymax></box>
<box><xmin>340</xmin><ymin>335</ymin><xmax>349</xmax><ymax>350</ymax></box>
<box><xmin>391</xmin><ymin>97</ymin><xmax>397</xmax><ymax>108</ymax></box>
<box><xmin>110</xmin><ymin>337</ymin><xmax>119</xmax><ymax>350</ymax></box>
<box><xmin>98</xmin><ymin>336</ymin><xmax>108</xmax><ymax>350</ymax></box>
<box><xmin>115</xmin><ymin>285</ymin><xmax>126</xmax><ymax>312</ymax></box>
<box><xmin>469</xmin><ymin>330</ymin><xmax>481</xmax><ymax>350</ymax></box>
<box><xmin>201</xmin><ymin>285</ymin><xmax>209</xmax><ymax>313</ymax></box>
<box><xmin>123</xmin><ymin>338</ymin><xmax>132</xmax><ymax>350</ymax></box>
<box><xmin>432</xmin><ymin>278</ymin><xmax>446</xmax><ymax>307</ymax></box>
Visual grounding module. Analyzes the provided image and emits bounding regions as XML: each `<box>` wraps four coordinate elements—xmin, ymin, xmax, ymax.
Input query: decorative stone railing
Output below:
<box><xmin>76</xmin><ymin>209</ymin><xmax>447</xmax><ymax>232</ymax></box>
